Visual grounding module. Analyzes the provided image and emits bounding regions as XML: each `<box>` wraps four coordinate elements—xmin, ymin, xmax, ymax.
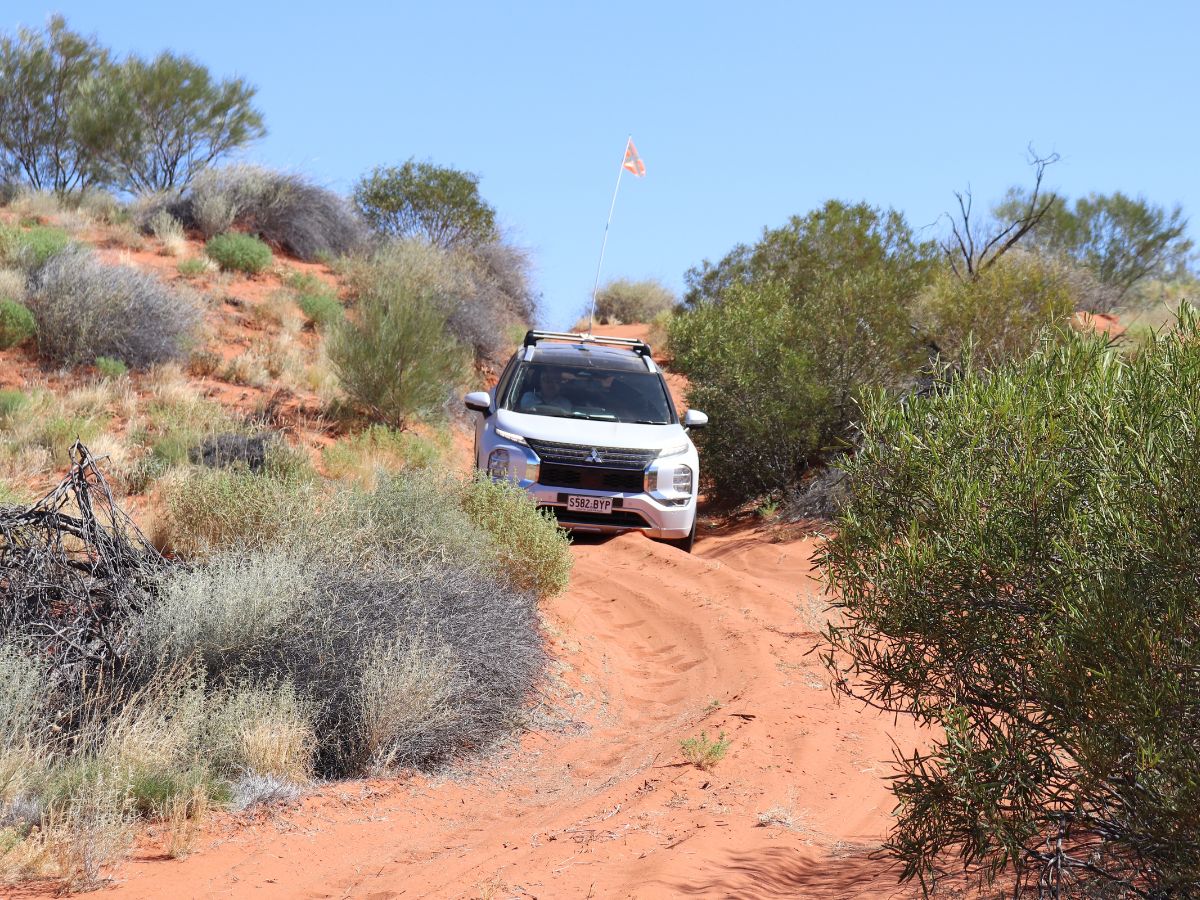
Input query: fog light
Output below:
<box><xmin>673</xmin><ymin>465</ymin><xmax>693</xmax><ymax>495</ymax></box>
<box><xmin>644</xmin><ymin>467</ymin><xmax>658</xmax><ymax>494</ymax></box>
<box><xmin>487</xmin><ymin>448</ymin><xmax>511</xmax><ymax>480</ymax></box>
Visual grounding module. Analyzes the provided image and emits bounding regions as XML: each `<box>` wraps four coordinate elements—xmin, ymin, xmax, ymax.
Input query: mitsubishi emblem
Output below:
<box><xmin>586</xmin><ymin>448</ymin><xmax>604</xmax><ymax>464</ymax></box>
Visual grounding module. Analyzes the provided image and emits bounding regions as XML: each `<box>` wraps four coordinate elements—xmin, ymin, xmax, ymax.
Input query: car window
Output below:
<box><xmin>503</xmin><ymin>363</ymin><xmax>674</xmax><ymax>424</ymax></box>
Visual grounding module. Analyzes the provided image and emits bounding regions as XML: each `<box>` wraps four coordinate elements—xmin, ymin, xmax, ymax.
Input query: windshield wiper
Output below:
<box><xmin>570</xmin><ymin>412</ymin><xmax>617</xmax><ymax>421</ymax></box>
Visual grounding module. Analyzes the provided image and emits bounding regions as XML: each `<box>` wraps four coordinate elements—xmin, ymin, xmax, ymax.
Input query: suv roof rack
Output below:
<box><xmin>522</xmin><ymin>329</ymin><xmax>653</xmax><ymax>357</ymax></box>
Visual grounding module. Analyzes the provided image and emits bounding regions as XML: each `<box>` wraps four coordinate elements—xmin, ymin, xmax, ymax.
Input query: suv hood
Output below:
<box><xmin>495</xmin><ymin>409</ymin><xmax>688</xmax><ymax>451</ymax></box>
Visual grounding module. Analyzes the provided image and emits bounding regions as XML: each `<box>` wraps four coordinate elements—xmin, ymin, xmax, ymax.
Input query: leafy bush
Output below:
<box><xmin>0</xmin><ymin>224</ymin><xmax>71</xmax><ymax>273</ymax></box>
<box><xmin>0</xmin><ymin>299</ymin><xmax>35</xmax><ymax>349</ymax></box>
<box><xmin>670</xmin><ymin>273</ymin><xmax>923</xmax><ymax>500</ymax></box>
<box><xmin>329</xmin><ymin>265</ymin><xmax>469</xmax><ymax>426</ymax></box>
<box><xmin>917</xmin><ymin>251</ymin><xmax>1078</xmax><ymax>366</ymax></box>
<box><xmin>353</xmin><ymin>159</ymin><xmax>498</xmax><ymax>248</ymax></box>
<box><xmin>295</xmin><ymin>288</ymin><xmax>343</xmax><ymax>329</ymax></box>
<box><xmin>683</xmin><ymin>199</ymin><xmax>937</xmax><ymax>306</ymax></box>
<box><xmin>339</xmin><ymin>238</ymin><xmax>535</xmax><ymax>361</ymax></box>
<box><xmin>27</xmin><ymin>245</ymin><xmax>200</xmax><ymax>368</ymax></box>
<box><xmin>820</xmin><ymin>311</ymin><xmax>1200</xmax><ymax>897</ymax></box>
<box><xmin>205</xmin><ymin>232</ymin><xmax>272</xmax><ymax>274</ymax></box>
<box><xmin>177</xmin><ymin>165</ymin><xmax>367</xmax><ymax>260</ymax></box>
<box><xmin>591</xmin><ymin>277</ymin><xmax>676</xmax><ymax>325</ymax></box>
<box><xmin>93</xmin><ymin>356</ymin><xmax>126</xmax><ymax>378</ymax></box>
<box><xmin>671</xmin><ymin>201</ymin><xmax>937</xmax><ymax>501</ymax></box>
<box><xmin>460</xmin><ymin>474</ymin><xmax>572</xmax><ymax>597</ymax></box>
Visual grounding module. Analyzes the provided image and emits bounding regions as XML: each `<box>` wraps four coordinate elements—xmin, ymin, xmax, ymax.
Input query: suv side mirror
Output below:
<box><xmin>464</xmin><ymin>391</ymin><xmax>491</xmax><ymax>414</ymax></box>
<box><xmin>682</xmin><ymin>409</ymin><xmax>708</xmax><ymax>429</ymax></box>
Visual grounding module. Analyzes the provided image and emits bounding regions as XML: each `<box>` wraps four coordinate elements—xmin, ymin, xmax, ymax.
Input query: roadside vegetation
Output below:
<box><xmin>821</xmin><ymin>311</ymin><xmax>1200</xmax><ymax>898</ymax></box>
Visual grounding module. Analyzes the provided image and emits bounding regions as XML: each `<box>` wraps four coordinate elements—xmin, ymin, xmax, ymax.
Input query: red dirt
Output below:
<box><xmin>1074</xmin><ymin>310</ymin><xmax>1125</xmax><ymax>337</ymax></box>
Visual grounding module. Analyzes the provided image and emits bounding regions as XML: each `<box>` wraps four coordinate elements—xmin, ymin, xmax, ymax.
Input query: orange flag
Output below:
<box><xmin>622</xmin><ymin>138</ymin><xmax>646</xmax><ymax>177</ymax></box>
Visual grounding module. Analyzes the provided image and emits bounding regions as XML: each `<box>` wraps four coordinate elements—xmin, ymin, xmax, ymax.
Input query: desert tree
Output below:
<box><xmin>72</xmin><ymin>51</ymin><xmax>266</xmax><ymax>192</ymax></box>
<box><xmin>0</xmin><ymin>16</ymin><xmax>108</xmax><ymax>194</ymax></box>
<box><xmin>995</xmin><ymin>189</ymin><xmax>1193</xmax><ymax>298</ymax></box>
<box><xmin>352</xmin><ymin>159</ymin><xmax>499</xmax><ymax>248</ymax></box>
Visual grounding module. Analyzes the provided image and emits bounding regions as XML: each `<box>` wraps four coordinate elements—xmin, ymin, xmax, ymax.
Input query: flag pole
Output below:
<box><xmin>588</xmin><ymin>135</ymin><xmax>631</xmax><ymax>334</ymax></box>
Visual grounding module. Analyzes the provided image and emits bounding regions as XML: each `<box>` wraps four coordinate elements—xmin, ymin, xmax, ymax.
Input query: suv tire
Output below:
<box><xmin>658</xmin><ymin>516</ymin><xmax>696</xmax><ymax>554</ymax></box>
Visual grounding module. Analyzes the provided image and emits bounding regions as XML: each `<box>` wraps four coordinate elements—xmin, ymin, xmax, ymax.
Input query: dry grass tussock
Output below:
<box><xmin>0</xmin><ymin>339</ymin><xmax>570</xmax><ymax>886</ymax></box>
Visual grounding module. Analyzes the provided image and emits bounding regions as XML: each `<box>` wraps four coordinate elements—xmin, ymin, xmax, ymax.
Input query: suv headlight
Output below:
<box><xmin>673</xmin><ymin>465</ymin><xmax>693</xmax><ymax>495</ymax></box>
<box><xmin>487</xmin><ymin>448</ymin><xmax>512</xmax><ymax>479</ymax></box>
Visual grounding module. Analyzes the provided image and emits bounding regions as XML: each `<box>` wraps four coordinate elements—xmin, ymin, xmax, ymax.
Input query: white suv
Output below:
<box><xmin>465</xmin><ymin>331</ymin><xmax>707</xmax><ymax>552</ymax></box>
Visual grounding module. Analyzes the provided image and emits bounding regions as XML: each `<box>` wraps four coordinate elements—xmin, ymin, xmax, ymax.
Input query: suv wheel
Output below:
<box><xmin>658</xmin><ymin>517</ymin><xmax>696</xmax><ymax>554</ymax></box>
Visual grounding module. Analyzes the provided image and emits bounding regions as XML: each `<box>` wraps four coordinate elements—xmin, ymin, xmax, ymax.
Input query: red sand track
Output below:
<box><xmin>56</xmin><ymin>527</ymin><xmax>924</xmax><ymax>900</ymax></box>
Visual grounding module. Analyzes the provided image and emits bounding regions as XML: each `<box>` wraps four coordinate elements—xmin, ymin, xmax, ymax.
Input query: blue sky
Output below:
<box><xmin>6</xmin><ymin>2</ymin><xmax>1198</xmax><ymax>327</ymax></box>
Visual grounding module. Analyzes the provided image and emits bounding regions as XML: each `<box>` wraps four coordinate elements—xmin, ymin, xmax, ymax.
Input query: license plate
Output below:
<box><xmin>566</xmin><ymin>495</ymin><xmax>613</xmax><ymax>514</ymax></box>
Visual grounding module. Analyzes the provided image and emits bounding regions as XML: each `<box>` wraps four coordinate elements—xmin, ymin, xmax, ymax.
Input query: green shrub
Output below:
<box><xmin>27</xmin><ymin>245</ymin><xmax>200</xmax><ymax>368</ymax></box>
<box><xmin>205</xmin><ymin>232</ymin><xmax>273</xmax><ymax>274</ymax></box>
<box><xmin>0</xmin><ymin>299</ymin><xmax>36</xmax><ymax>349</ymax></box>
<box><xmin>820</xmin><ymin>310</ymin><xmax>1200</xmax><ymax>897</ymax></box>
<box><xmin>590</xmin><ymin>277</ymin><xmax>676</xmax><ymax>325</ymax></box>
<box><xmin>917</xmin><ymin>251</ymin><xmax>1078</xmax><ymax>366</ymax></box>
<box><xmin>680</xmin><ymin>731</ymin><xmax>729</xmax><ymax>770</ymax></box>
<box><xmin>670</xmin><ymin>274</ymin><xmax>923</xmax><ymax>500</ymax></box>
<box><xmin>0</xmin><ymin>224</ymin><xmax>71</xmax><ymax>273</ymax></box>
<box><xmin>295</xmin><ymin>290</ymin><xmax>343</xmax><ymax>329</ymax></box>
<box><xmin>352</xmin><ymin>159</ymin><xmax>498</xmax><ymax>247</ymax></box>
<box><xmin>328</xmin><ymin>273</ymin><xmax>468</xmax><ymax>427</ymax></box>
<box><xmin>338</xmin><ymin>239</ymin><xmax>536</xmax><ymax>360</ymax></box>
<box><xmin>175</xmin><ymin>257</ymin><xmax>214</xmax><ymax>278</ymax></box>
<box><xmin>460</xmin><ymin>474</ymin><xmax>572</xmax><ymax>597</ymax></box>
<box><xmin>94</xmin><ymin>356</ymin><xmax>127</xmax><ymax>378</ymax></box>
<box><xmin>671</xmin><ymin>201</ymin><xmax>937</xmax><ymax>502</ymax></box>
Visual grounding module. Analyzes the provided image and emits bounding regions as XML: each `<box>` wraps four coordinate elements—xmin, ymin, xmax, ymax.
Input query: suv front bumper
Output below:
<box><xmin>528</xmin><ymin>483</ymin><xmax>696</xmax><ymax>539</ymax></box>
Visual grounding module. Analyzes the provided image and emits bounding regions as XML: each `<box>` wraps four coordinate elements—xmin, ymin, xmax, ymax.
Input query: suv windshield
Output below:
<box><xmin>501</xmin><ymin>362</ymin><xmax>675</xmax><ymax>424</ymax></box>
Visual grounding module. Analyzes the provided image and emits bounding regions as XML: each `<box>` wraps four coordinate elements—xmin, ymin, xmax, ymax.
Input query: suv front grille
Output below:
<box><xmin>525</xmin><ymin>438</ymin><xmax>657</xmax><ymax>470</ymax></box>
<box><xmin>539</xmin><ymin>463</ymin><xmax>644</xmax><ymax>493</ymax></box>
